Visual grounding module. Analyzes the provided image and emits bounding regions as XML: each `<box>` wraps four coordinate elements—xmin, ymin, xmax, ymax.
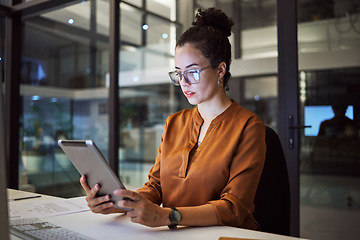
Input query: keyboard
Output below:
<box><xmin>9</xmin><ymin>217</ymin><xmax>93</xmax><ymax>240</ymax></box>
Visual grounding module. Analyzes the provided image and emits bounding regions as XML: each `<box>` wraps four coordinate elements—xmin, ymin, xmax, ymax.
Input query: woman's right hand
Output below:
<box><xmin>80</xmin><ymin>175</ymin><xmax>126</xmax><ymax>215</ymax></box>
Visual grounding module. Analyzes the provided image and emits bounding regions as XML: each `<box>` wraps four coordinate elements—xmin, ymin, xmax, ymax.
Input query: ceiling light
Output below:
<box><xmin>32</xmin><ymin>96</ymin><xmax>40</xmax><ymax>101</ymax></box>
<box><xmin>133</xmin><ymin>76</ymin><xmax>139</xmax><ymax>82</ymax></box>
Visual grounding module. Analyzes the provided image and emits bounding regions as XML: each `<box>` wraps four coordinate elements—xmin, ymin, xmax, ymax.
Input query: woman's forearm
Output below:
<box><xmin>167</xmin><ymin>204</ymin><xmax>218</xmax><ymax>227</ymax></box>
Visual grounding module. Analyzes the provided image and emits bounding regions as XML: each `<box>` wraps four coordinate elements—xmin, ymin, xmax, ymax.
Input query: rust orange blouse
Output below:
<box><xmin>137</xmin><ymin>101</ymin><xmax>266</xmax><ymax>229</ymax></box>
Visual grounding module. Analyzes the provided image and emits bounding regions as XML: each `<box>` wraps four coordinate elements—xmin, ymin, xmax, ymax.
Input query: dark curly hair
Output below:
<box><xmin>176</xmin><ymin>8</ymin><xmax>234</xmax><ymax>90</ymax></box>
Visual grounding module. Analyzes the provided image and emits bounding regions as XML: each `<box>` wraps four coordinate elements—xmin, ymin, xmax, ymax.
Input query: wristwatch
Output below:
<box><xmin>168</xmin><ymin>207</ymin><xmax>182</xmax><ymax>229</ymax></box>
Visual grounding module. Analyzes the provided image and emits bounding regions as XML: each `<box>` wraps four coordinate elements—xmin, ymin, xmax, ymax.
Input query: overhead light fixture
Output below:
<box><xmin>133</xmin><ymin>76</ymin><xmax>139</xmax><ymax>82</ymax></box>
<box><xmin>142</xmin><ymin>24</ymin><xmax>149</xmax><ymax>30</ymax></box>
<box><xmin>32</xmin><ymin>95</ymin><xmax>40</xmax><ymax>101</ymax></box>
<box><xmin>68</xmin><ymin>18</ymin><xmax>74</xmax><ymax>24</ymax></box>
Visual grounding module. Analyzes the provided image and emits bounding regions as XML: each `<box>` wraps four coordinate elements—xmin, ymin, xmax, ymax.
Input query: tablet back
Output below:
<box><xmin>58</xmin><ymin>140</ymin><xmax>127</xmax><ymax>209</ymax></box>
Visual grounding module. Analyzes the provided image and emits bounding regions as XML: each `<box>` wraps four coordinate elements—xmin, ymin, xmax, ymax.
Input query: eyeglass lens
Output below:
<box><xmin>171</xmin><ymin>70</ymin><xmax>200</xmax><ymax>85</ymax></box>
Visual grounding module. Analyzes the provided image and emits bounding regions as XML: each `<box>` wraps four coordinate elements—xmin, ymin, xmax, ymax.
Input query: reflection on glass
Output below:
<box><xmin>304</xmin><ymin>105</ymin><xmax>354</xmax><ymax>136</ymax></box>
<box><xmin>96</xmin><ymin>0</ymin><xmax>110</xmax><ymax>36</ymax></box>
<box><xmin>242</xmin><ymin>76</ymin><xmax>278</xmax><ymax>131</ymax></box>
<box><xmin>118</xmin><ymin>2</ymin><xmax>181</xmax><ymax>189</ymax></box>
<box><xmin>299</xmin><ymin>68</ymin><xmax>360</xmax><ymax>240</ymax></box>
<box><xmin>21</xmin><ymin>96</ymin><xmax>82</xmax><ymax>197</ymax></box>
<box><xmin>20</xmin><ymin>1</ymin><xmax>109</xmax><ymax>197</ymax></box>
<box><xmin>298</xmin><ymin>0</ymin><xmax>360</xmax><ymax>53</ymax></box>
<box><xmin>195</xmin><ymin>0</ymin><xmax>278</xmax><ymax>59</ymax></box>
<box><xmin>119</xmin><ymin>4</ymin><xmax>176</xmax><ymax>73</ymax></box>
<box><xmin>147</xmin><ymin>0</ymin><xmax>176</xmax><ymax>21</ymax></box>
<box><xmin>120</xmin><ymin>3</ymin><xmax>142</xmax><ymax>46</ymax></box>
<box><xmin>41</xmin><ymin>3</ymin><xmax>90</xmax><ymax>31</ymax></box>
<box><xmin>118</xmin><ymin>84</ymin><xmax>190</xmax><ymax>189</ymax></box>
<box><xmin>126</xmin><ymin>0</ymin><xmax>143</xmax><ymax>8</ymax></box>
<box><xmin>146</xmin><ymin>15</ymin><xmax>175</xmax><ymax>55</ymax></box>
<box><xmin>23</xmin><ymin>1</ymin><xmax>109</xmax><ymax>88</ymax></box>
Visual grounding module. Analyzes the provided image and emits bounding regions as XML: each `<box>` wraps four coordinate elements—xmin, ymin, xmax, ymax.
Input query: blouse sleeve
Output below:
<box><xmin>208</xmin><ymin>120</ymin><xmax>266</xmax><ymax>227</ymax></box>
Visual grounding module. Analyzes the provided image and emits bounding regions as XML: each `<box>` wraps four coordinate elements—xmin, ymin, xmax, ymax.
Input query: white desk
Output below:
<box><xmin>8</xmin><ymin>189</ymin><xmax>306</xmax><ymax>240</ymax></box>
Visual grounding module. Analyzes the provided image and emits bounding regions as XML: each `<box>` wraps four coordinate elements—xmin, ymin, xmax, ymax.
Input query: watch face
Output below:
<box><xmin>170</xmin><ymin>208</ymin><xmax>182</xmax><ymax>224</ymax></box>
<box><xmin>173</xmin><ymin>210</ymin><xmax>181</xmax><ymax>222</ymax></box>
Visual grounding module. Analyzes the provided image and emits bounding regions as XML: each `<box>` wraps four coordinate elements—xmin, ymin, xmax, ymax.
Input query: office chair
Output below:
<box><xmin>253</xmin><ymin>126</ymin><xmax>290</xmax><ymax>235</ymax></box>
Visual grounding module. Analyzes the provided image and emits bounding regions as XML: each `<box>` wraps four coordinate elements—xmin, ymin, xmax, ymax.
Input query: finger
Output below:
<box><xmin>89</xmin><ymin>183</ymin><xmax>101</xmax><ymax>198</ymax></box>
<box><xmin>126</xmin><ymin>210</ymin><xmax>136</xmax><ymax>218</ymax></box>
<box><xmin>80</xmin><ymin>175</ymin><xmax>101</xmax><ymax>199</ymax></box>
<box><xmin>114</xmin><ymin>189</ymin><xmax>141</xmax><ymax>201</ymax></box>
<box><xmin>87</xmin><ymin>194</ymin><xmax>111</xmax><ymax>208</ymax></box>
<box><xmin>79</xmin><ymin>175</ymin><xmax>91</xmax><ymax>193</ymax></box>
<box><xmin>134</xmin><ymin>192</ymin><xmax>141</xmax><ymax>201</ymax></box>
<box><xmin>89</xmin><ymin>201</ymin><xmax>114</xmax><ymax>214</ymax></box>
<box><xmin>130</xmin><ymin>216</ymin><xmax>143</xmax><ymax>224</ymax></box>
<box><xmin>85</xmin><ymin>184</ymin><xmax>102</xmax><ymax>203</ymax></box>
<box><xmin>116</xmin><ymin>199</ymin><xmax>137</xmax><ymax>210</ymax></box>
<box><xmin>126</xmin><ymin>210</ymin><xmax>141</xmax><ymax>224</ymax></box>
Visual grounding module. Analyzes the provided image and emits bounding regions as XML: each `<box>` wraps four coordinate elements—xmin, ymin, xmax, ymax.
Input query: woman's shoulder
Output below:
<box><xmin>168</xmin><ymin>107</ymin><xmax>197</xmax><ymax>120</ymax></box>
<box><xmin>228</xmin><ymin>101</ymin><xmax>263</xmax><ymax>123</ymax></box>
<box><xmin>160</xmin><ymin>108</ymin><xmax>198</xmax><ymax>135</ymax></box>
<box><xmin>226</xmin><ymin>102</ymin><xmax>265</xmax><ymax>136</ymax></box>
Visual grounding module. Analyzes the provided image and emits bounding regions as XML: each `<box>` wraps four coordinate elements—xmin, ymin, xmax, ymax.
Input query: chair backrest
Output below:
<box><xmin>253</xmin><ymin>126</ymin><xmax>290</xmax><ymax>235</ymax></box>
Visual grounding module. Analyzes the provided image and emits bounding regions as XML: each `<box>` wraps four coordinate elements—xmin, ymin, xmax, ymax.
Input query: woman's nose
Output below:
<box><xmin>179</xmin><ymin>74</ymin><xmax>190</xmax><ymax>86</ymax></box>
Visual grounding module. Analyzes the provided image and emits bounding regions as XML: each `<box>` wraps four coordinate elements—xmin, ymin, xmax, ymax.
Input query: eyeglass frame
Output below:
<box><xmin>168</xmin><ymin>65</ymin><xmax>213</xmax><ymax>86</ymax></box>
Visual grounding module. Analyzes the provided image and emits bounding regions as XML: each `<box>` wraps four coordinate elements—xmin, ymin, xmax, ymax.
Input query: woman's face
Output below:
<box><xmin>174</xmin><ymin>43</ymin><xmax>221</xmax><ymax>106</ymax></box>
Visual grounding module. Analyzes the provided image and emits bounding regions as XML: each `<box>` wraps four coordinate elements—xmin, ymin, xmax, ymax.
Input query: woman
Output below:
<box><xmin>80</xmin><ymin>8</ymin><xmax>266</xmax><ymax>230</ymax></box>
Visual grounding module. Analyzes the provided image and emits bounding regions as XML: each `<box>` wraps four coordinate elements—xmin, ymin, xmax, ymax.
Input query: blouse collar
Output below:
<box><xmin>192</xmin><ymin>100</ymin><xmax>236</xmax><ymax>126</ymax></box>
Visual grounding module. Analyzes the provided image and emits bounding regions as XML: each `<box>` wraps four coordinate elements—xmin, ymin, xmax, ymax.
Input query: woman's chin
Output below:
<box><xmin>187</xmin><ymin>99</ymin><xmax>198</xmax><ymax>106</ymax></box>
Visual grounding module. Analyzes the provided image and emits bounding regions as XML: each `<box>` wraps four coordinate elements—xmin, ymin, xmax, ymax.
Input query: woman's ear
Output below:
<box><xmin>218</xmin><ymin>62</ymin><xmax>227</xmax><ymax>79</ymax></box>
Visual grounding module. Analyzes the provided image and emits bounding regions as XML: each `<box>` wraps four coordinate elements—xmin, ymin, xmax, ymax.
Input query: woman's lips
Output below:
<box><xmin>184</xmin><ymin>91</ymin><xmax>195</xmax><ymax>98</ymax></box>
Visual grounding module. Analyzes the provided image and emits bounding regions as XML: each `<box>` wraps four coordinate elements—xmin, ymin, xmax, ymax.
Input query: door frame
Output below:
<box><xmin>277</xmin><ymin>0</ymin><xmax>299</xmax><ymax>237</ymax></box>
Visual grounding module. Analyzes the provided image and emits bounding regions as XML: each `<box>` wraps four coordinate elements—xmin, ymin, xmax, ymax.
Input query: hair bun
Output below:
<box><xmin>192</xmin><ymin>8</ymin><xmax>234</xmax><ymax>37</ymax></box>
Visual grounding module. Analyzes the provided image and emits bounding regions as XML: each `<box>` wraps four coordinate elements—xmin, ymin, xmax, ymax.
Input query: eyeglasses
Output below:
<box><xmin>168</xmin><ymin>66</ymin><xmax>212</xmax><ymax>86</ymax></box>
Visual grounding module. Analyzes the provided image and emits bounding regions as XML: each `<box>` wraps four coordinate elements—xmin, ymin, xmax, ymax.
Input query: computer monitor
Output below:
<box><xmin>0</xmin><ymin>68</ymin><xmax>10</xmax><ymax>240</ymax></box>
<box><xmin>304</xmin><ymin>105</ymin><xmax>354</xmax><ymax>136</ymax></box>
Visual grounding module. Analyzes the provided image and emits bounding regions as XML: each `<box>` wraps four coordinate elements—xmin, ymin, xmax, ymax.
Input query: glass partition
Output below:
<box><xmin>119</xmin><ymin>84</ymin><xmax>190</xmax><ymax>188</ymax></box>
<box><xmin>195</xmin><ymin>0</ymin><xmax>277</xmax><ymax>60</ymax></box>
<box><xmin>120</xmin><ymin>3</ymin><xmax>143</xmax><ymax>46</ymax></box>
<box><xmin>17</xmin><ymin>0</ymin><xmax>182</xmax><ymax>196</ymax></box>
<box><xmin>242</xmin><ymin>76</ymin><xmax>278</xmax><ymax>131</ymax></box>
<box><xmin>298</xmin><ymin>0</ymin><xmax>360</xmax><ymax>53</ymax></box>
<box><xmin>118</xmin><ymin>1</ymin><xmax>184</xmax><ymax>189</ymax></box>
<box><xmin>148</xmin><ymin>0</ymin><xmax>176</xmax><ymax>21</ymax></box>
<box><xmin>125</xmin><ymin>0</ymin><xmax>142</xmax><ymax>8</ymax></box>
<box><xmin>299</xmin><ymin>68</ymin><xmax>360</xmax><ymax>239</ymax></box>
<box><xmin>298</xmin><ymin>1</ymin><xmax>360</xmax><ymax>239</ymax></box>
<box><xmin>20</xmin><ymin>0</ymin><xmax>109</xmax><ymax>197</ymax></box>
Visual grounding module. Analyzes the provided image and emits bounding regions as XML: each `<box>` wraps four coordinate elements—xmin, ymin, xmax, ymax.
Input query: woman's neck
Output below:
<box><xmin>198</xmin><ymin>96</ymin><xmax>232</xmax><ymax>122</ymax></box>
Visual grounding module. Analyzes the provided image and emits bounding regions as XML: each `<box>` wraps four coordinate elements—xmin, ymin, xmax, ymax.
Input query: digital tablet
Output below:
<box><xmin>58</xmin><ymin>140</ymin><xmax>131</xmax><ymax>210</ymax></box>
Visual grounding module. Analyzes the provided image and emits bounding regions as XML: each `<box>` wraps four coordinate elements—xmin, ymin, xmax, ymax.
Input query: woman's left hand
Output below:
<box><xmin>114</xmin><ymin>189</ymin><xmax>170</xmax><ymax>227</ymax></box>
